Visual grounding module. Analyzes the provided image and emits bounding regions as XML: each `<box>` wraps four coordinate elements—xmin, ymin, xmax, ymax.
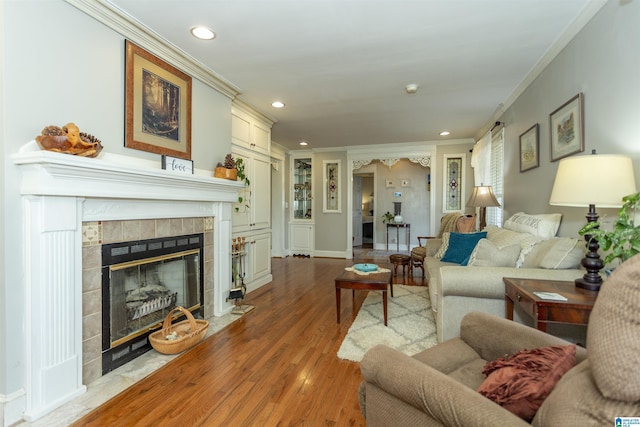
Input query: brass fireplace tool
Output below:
<box><xmin>228</xmin><ymin>237</ymin><xmax>254</xmax><ymax>314</ymax></box>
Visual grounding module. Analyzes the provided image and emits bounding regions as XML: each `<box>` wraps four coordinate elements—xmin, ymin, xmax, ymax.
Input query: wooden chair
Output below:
<box><xmin>410</xmin><ymin>213</ymin><xmax>475</xmax><ymax>276</ymax></box>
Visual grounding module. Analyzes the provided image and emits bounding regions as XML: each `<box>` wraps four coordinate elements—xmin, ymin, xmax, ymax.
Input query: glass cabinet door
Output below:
<box><xmin>293</xmin><ymin>157</ymin><xmax>312</xmax><ymax>220</ymax></box>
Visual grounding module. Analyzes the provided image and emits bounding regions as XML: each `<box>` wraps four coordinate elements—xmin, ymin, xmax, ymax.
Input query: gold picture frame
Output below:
<box><xmin>519</xmin><ymin>123</ymin><xmax>539</xmax><ymax>172</ymax></box>
<box><xmin>125</xmin><ymin>40</ymin><xmax>192</xmax><ymax>159</ymax></box>
<box><xmin>549</xmin><ymin>93</ymin><xmax>584</xmax><ymax>162</ymax></box>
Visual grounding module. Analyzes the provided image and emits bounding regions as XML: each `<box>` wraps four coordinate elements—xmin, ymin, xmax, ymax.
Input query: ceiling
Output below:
<box><xmin>108</xmin><ymin>0</ymin><xmax>597</xmax><ymax>151</ymax></box>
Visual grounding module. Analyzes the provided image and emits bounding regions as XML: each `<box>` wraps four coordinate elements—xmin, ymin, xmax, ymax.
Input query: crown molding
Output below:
<box><xmin>66</xmin><ymin>0</ymin><xmax>241</xmax><ymax>99</ymax></box>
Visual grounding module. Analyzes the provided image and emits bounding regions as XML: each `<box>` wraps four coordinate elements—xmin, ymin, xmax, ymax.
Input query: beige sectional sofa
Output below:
<box><xmin>423</xmin><ymin>213</ymin><xmax>585</xmax><ymax>342</ymax></box>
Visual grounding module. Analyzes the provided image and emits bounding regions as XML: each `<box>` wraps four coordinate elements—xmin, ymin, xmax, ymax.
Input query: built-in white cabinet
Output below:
<box><xmin>238</xmin><ymin>230</ymin><xmax>272</xmax><ymax>292</ymax></box>
<box><xmin>289</xmin><ymin>154</ymin><xmax>314</xmax><ymax>256</ymax></box>
<box><xmin>290</xmin><ymin>224</ymin><xmax>314</xmax><ymax>255</ymax></box>
<box><xmin>232</xmin><ymin>145</ymin><xmax>271</xmax><ymax>233</ymax></box>
<box><xmin>231</xmin><ymin>101</ymin><xmax>273</xmax><ymax>292</ymax></box>
<box><xmin>231</xmin><ymin>105</ymin><xmax>271</xmax><ymax>156</ymax></box>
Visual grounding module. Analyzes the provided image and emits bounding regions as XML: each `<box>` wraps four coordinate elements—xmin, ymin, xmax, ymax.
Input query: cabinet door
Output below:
<box><xmin>251</xmin><ymin>232</ymin><xmax>271</xmax><ymax>280</ymax></box>
<box><xmin>291</xmin><ymin>224</ymin><xmax>314</xmax><ymax>253</ymax></box>
<box><xmin>252</xmin><ymin>121</ymin><xmax>271</xmax><ymax>155</ymax></box>
<box><xmin>231</xmin><ymin>112</ymin><xmax>251</xmax><ymax>148</ymax></box>
<box><xmin>251</xmin><ymin>154</ymin><xmax>271</xmax><ymax>229</ymax></box>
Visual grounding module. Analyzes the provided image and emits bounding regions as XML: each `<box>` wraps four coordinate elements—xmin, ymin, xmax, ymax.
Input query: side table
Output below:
<box><xmin>335</xmin><ymin>268</ymin><xmax>393</xmax><ymax>326</ymax></box>
<box><xmin>386</xmin><ymin>223</ymin><xmax>410</xmax><ymax>252</ymax></box>
<box><xmin>503</xmin><ymin>277</ymin><xmax>597</xmax><ymax>332</ymax></box>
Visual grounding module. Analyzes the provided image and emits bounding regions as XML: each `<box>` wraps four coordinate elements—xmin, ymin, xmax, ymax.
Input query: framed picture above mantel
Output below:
<box><xmin>125</xmin><ymin>40</ymin><xmax>192</xmax><ymax>160</ymax></box>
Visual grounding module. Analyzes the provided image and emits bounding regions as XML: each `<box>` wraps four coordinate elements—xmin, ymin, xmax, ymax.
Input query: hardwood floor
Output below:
<box><xmin>72</xmin><ymin>251</ymin><xmax>425</xmax><ymax>426</ymax></box>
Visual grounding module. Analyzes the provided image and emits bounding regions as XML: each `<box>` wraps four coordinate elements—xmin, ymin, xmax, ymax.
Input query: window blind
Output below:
<box><xmin>487</xmin><ymin>127</ymin><xmax>504</xmax><ymax>226</ymax></box>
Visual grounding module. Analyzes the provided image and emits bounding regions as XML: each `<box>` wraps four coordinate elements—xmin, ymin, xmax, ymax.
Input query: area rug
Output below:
<box><xmin>337</xmin><ymin>285</ymin><xmax>437</xmax><ymax>362</ymax></box>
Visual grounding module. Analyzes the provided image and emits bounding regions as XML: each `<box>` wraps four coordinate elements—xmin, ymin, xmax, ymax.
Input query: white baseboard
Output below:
<box><xmin>313</xmin><ymin>250</ymin><xmax>349</xmax><ymax>259</ymax></box>
<box><xmin>1</xmin><ymin>389</ymin><xmax>25</xmax><ymax>427</ymax></box>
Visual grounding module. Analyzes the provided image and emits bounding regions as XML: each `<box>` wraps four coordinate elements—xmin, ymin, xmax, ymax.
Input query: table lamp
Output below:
<box><xmin>549</xmin><ymin>152</ymin><xmax>637</xmax><ymax>291</ymax></box>
<box><xmin>466</xmin><ymin>185</ymin><xmax>500</xmax><ymax>230</ymax></box>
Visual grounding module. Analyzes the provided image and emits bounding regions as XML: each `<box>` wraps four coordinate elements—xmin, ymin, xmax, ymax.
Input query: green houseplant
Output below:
<box><xmin>234</xmin><ymin>158</ymin><xmax>250</xmax><ymax>212</ymax></box>
<box><xmin>382</xmin><ymin>211</ymin><xmax>394</xmax><ymax>224</ymax></box>
<box><xmin>579</xmin><ymin>191</ymin><xmax>640</xmax><ymax>266</ymax></box>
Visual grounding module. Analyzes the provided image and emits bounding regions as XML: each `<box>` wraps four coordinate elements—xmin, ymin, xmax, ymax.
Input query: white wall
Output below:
<box><xmin>1</xmin><ymin>1</ymin><xmax>232</xmax><ymax>423</ymax></box>
<box><xmin>496</xmin><ymin>0</ymin><xmax>640</xmax><ymax>237</ymax></box>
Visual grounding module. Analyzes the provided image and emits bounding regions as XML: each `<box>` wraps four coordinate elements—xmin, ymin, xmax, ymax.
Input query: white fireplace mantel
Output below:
<box><xmin>12</xmin><ymin>144</ymin><xmax>242</xmax><ymax>421</ymax></box>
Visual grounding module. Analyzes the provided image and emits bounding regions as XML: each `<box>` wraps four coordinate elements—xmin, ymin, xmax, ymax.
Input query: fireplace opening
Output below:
<box><xmin>101</xmin><ymin>233</ymin><xmax>204</xmax><ymax>374</ymax></box>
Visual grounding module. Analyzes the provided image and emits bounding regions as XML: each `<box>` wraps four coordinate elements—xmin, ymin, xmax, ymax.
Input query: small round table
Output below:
<box><xmin>389</xmin><ymin>254</ymin><xmax>411</xmax><ymax>277</ymax></box>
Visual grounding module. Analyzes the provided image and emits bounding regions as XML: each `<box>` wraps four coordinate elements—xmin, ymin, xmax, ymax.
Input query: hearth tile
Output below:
<box><xmin>82</xmin><ymin>244</ymin><xmax>101</xmax><ymax>270</ymax></box>
<box><xmin>170</xmin><ymin>218</ymin><xmax>183</xmax><ymax>236</ymax></box>
<box><xmin>140</xmin><ymin>219</ymin><xmax>156</xmax><ymax>239</ymax></box>
<box><xmin>83</xmin><ymin>357</ymin><xmax>102</xmax><ymax>387</ymax></box>
<box><xmin>156</xmin><ymin>219</ymin><xmax>171</xmax><ymax>237</ymax></box>
<box><xmin>183</xmin><ymin>217</ymin><xmax>195</xmax><ymax>234</ymax></box>
<box><xmin>83</xmin><ymin>335</ymin><xmax>101</xmax><ymax>364</ymax></box>
<box><xmin>123</xmin><ymin>220</ymin><xmax>141</xmax><ymax>241</ymax></box>
<box><xmin>204</xmin><ymin>216</ymin><xmax>213</xmax><ymax>231</ymax></box>
<box><xmin>82</xmin><ymin>266</ymin><xmax>101</xmax><ymax>293</ymax></box>
<box><xmin>82</xmin><ymin>289</ymin><xmax>101</xmax><ymax>317</ymax></box>
<box><xmin>82</xmin><ymin>221</ymin><xmax>102</xmax><ymax>246</ymax></box>
<box><xmin>203</xmin><ymin>260</ymin><xmax>213</xmax><ymax>290</ymax></box>
<box><xmin>83</xmin><ymin>312</ymin><xmax>101</xmax><ymax>341</ymax></box>
<box><xmin>102</xmin><ymin>220</ymin><xmax>123</xmax><ymax>243</ymax></box>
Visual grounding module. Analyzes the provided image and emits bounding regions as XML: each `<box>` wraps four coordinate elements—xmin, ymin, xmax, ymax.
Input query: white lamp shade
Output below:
<box><xmin>549</xmin><ymin>154</ymin><xmax>637</xmax><ymax>208</ymax></box>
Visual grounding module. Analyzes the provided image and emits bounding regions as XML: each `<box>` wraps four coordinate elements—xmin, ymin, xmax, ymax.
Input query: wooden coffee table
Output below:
<box><xmin>335</xmin><ymin>267</ymin><xmax>393</xmax><ymax>326</ymax></box>
<box><xmin>503</xmin><ymin>277</ymin><xmax>597</xmax><ymax>332</ymax></box>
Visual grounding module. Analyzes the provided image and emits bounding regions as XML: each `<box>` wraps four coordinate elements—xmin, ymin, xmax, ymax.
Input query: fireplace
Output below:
<box><xmin>13</xmin><ymin>145</ymin><xmax>243</xmax><ymax>421</ymax></box>
<box><xmin>101</xmin><ymin>233</ymin><xmax>204</xmax><ymax>374</ymax></box>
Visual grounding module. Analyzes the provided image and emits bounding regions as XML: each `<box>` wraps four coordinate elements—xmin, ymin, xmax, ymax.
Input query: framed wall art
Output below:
<box><xmin>549</xmin><ymin>93</ymin><xmax>584</xmax><ymax>162</ymax></box>
<box><xmin>385</xmin><ymin>179</ymin><xmax>394</xmax><ymax>188</ymax></box>
<box><xmin>519</xmin><ymin>123</ymin><xmax>539</xmax><ymax>172</ymax></box>
<box><xmin>125</xmin><ymin>40</ymin><xmax>192</xmax><ymax>160</ymax></box>
<box><xmin>323</xmin><ymin>160</ymin><xmax>341</xmax><ymax>213</ymax></box>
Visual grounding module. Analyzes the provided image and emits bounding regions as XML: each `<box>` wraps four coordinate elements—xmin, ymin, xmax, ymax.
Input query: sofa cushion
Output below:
<box><xmin>467</xmin><ymin>239</ymin><xmax>521</xmax><ymax>267</ymax></box>
<box><xmin>477</xmin><ymin>344</ymin><xmax>576</xmax><ymax>422</ymax></box>
<box><xmin>503</xmin><ymin>212</ymin><xmax>561</xmax><ymax>239</ymax></box>
<box><xmin>485</xmin><ymin>225</ymin><xmax>543</xmax><ymax>268</ymax></box>
<box><xmin>522</xmin><ymin>238</ymin><xmax>583</xmax><ymax>269</ymax></box>
<box><xmin>434</xmin><ymin>232</ymin><xmax>451</xmax><ymax>259</ymax></box>
<box><xmin>588</xmin><ymin>253</ymin><xmax>640</xmax><ymax>401</ymax></box>
<box><xmin>441</xmin><ymin>232</ymin><xmax>487</xmax><ymax>265</ymax></box>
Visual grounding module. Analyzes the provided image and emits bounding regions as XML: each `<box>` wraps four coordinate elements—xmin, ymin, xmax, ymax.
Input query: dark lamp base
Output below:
<box><xmin>575</xmin><ymin>277</ymin><xmax>602</xmax><ymax>292</ymax></box>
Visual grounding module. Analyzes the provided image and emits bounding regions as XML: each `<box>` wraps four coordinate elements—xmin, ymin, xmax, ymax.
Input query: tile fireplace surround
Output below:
<box><xmin>11</xmin><ymin>142</ymin><xmax>244</xmax><ymax>422</ymax></box>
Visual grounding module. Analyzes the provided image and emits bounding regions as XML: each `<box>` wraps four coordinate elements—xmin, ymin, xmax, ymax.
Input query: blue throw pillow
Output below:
<box><xmin>441</xmin><ymin>232</ymin><xmax>488</xmax><ymax>265</ymax></box>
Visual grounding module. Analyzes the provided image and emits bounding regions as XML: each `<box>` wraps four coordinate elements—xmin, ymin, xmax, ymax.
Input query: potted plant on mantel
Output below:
<box><xmin>214</xmin><ymin>154</ymin><xmax>251</xmax><ymax>212</ymax></box>
<box><xmin>579</xmin><ymin>191</ymin><xmax>640</xmax><ymax>268</ymax></box>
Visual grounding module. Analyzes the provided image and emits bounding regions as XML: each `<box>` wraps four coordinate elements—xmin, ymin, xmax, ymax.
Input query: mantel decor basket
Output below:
<box><xmin>149</xmin><ymin>306</ymin><xmax>209</xmax><ymax>355</ymax></box>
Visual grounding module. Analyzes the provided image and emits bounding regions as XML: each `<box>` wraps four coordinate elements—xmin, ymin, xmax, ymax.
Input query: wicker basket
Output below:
<box><xmin>149</xmin><ymin>306</ymin><xmax>209</xmax><ymax>355</ymax></box>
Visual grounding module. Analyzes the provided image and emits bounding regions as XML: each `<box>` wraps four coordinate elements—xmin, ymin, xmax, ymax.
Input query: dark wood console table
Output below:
<box><xmin>386</xmin><ymin>223</ymin><xmax>410</xmax><ymax>252</ymax></box>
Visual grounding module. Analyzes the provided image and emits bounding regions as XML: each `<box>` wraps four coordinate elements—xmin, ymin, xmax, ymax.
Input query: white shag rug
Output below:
<box><xmin>337</xmin><ymin>285</ymin><xmax>437</xmax><ymax>362</ymax></box>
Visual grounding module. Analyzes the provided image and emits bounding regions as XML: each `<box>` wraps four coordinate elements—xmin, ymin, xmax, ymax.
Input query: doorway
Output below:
<box><xmin>353</xmin><ymin>172</ymin><xmax>375</xmax><ymax>249</ymax></box>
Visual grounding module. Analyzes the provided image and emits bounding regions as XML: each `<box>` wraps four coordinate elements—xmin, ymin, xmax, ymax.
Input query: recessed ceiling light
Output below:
<box><xmin>439</xmin><ymin>131</ymin><xmax>451</xmax><ymax>136</ymax></box>
<box><xmin>190</xmin><ymin>26</ymin><xmax>215</xmax><ymax>40</ymax></box>
<box><xmin>272</xmin><ymin>101</ymin><xmax>285</xmax><ymax>108</ymax></box>
<box><xmin>299</xmin><ymin>141</ymin><xmax>308</xmax><ymax>146</ymax></box>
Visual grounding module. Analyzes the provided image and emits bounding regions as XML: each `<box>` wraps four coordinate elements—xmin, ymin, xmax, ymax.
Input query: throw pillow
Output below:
<box><xmin>522</xmin><ymin>238</ymin><xmax>584</xmax><ymax>269</ymax></box>
<box><xmin>477</xmin><ymin>344</ymin><xmax>576</xmax><ymax>422</ymax></box>
<box><xmin>504</xmin><ymin>212</ymin><xmax>562</xmax><ymax>239</ymax></box>
<box><xmin>434</xmin><ymin>232</ymin><xmax>451</xmax><ymax>259</ymax></box>
<box><xmin>440</xmin><ymin>232</ymin><xmax>487</xmax><ymax>265</ymax></box>
<box><xmin>467</xmin><ymin>239</ymin><xmax>520</xmax><ymax>267</ymax></box>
